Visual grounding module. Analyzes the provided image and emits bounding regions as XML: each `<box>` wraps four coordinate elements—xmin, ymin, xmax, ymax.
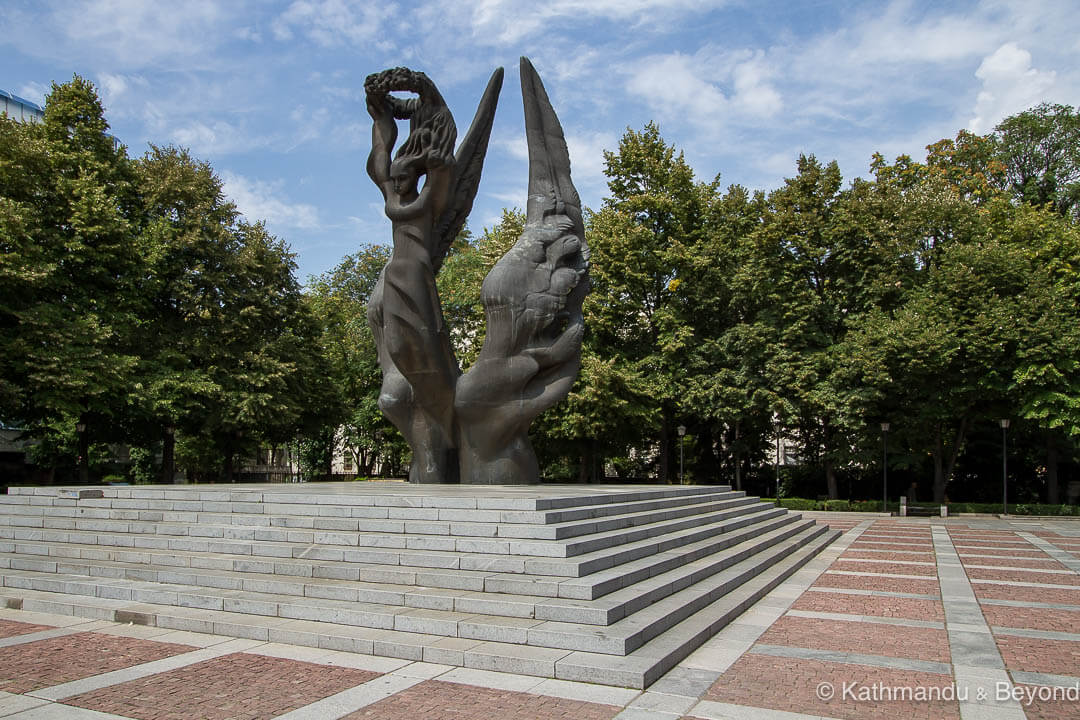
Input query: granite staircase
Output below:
<box><xmin>0</xmin><ymin>483</ymin><xmax>838</xmax><ymax>688</ymax></box>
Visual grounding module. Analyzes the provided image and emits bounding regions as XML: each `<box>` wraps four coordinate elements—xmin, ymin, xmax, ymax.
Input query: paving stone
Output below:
<box><xmin>342</xmin><ymin>679</ymin><xmax>621</xmax><ymax>720</ymax></box>
<box><xmin>64</xmin><ymin>651</ymin><xmax>381</xmax><ymax>720</ymax></box>
<box><xmin>0</xmin><ymin>631</ymin><xmax>196</xmax><ymax>693</ymax></box>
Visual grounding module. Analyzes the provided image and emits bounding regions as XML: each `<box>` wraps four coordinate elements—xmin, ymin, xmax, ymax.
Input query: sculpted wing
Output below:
<box><xmin>431</xmin><ymin>67</ymin><xmax>504</xmax><ymax>273</ymax></box>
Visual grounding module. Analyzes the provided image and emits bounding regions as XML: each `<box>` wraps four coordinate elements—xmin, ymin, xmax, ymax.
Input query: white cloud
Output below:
<box><xmin>21</xmin><ymin>0</ymin><xmax>231</xmax><ymax>68</ymax></box>
<box><xmin>425</xmin><ymin>0</ymin><xmax>730</xmax><ymax>47</ymax></box>
<box><xmin>221</xmin><ymin>171</ymin><xmax>320</xmax><ymax>230</ymax></box>
<box><xmin>968</xmin><ymin>43</ymin><xmax>1058</xmax><ymax>133</ymax></box>
<box><xmin>170</xmin><ymin>120</ymin><xmax>269</xmax><ymax>157</ymax></box>
<box><xmin>272</xmin><ymin>0</ymin><xmax>394</xmax><ymax>47</ymax></box>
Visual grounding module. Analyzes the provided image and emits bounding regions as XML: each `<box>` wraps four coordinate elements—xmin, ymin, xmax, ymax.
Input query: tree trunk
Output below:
<box><xmin>1047</xmin><ymin>437</ymin><xmax>1060</xmax><ymax>504</ymax></box>
<box><xmin>733</xmin><ymin>422</ymin><xmax>742</xmax><ymax>491</ymax></box>
<box><xmin>825</xmin><ymin>458</ymin><xmax>838</xmax><ymax>500</ymax></box>
<box><xmin>77</xmin><ymin>418</ymin><xmax>89</xmax><ymax>485</ymax></box>
<box><xmin>160</xmin><ymin>430</ymin><xmax>175</xmax><ymax>484</ymax></box>
<box><xmin>823</xmin><ymin>421</ymin><xmax>838</xmax><ymax>499</ymax></box>
<box><xmin>931</xmin><ymin>419</ymin><xmax>968</xmax><ymax>504</ymax></box>
<box><xmin>659</xmin><ymin>411</ymin><xmax>671</xmax><ymax>483</ymax></box>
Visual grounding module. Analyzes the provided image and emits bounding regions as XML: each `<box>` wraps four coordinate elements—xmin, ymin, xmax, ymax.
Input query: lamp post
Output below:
<box><xmin>76</xmin><ymin>421</ymin><xmax>88</xmax><ymax>484</ymax></box>
<box><xmin>1000</xmin><ymin>419</ymin><xmax>1010</xmax><ymax>515</ymax></box>
<box><xmin>881</xmin><ymin>422</ymin><xmax>890</xmax><ymax>515</ymax></box>
<box><xmin>677</xmin><ymin>425</ymin><xmax>686</xmax><ymax>484</ymax></box>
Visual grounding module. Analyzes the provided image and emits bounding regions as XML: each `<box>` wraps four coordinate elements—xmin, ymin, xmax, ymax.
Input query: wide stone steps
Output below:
<box><xmin>0</xmin><ymin>483</ymin><xmax>841</xmax><ymax>688</ymax></box>
<box><xmin>0</xmin><ymin>522</ymin><xmax>838</xmax><ymax>688</ymax></box>
<box><xmin>0</xmin><ymin>490</ymin><xmax>756</xmax><ymax>542</ymax></box>
<box><xmin>0</xmin><ymin>503</ymin><xmax>790</xmax><ymax>583</ymax></box>
<box><xmin>0</xmin><ymin>524</ymin><xmax>830</xmax><ymax>655</ymax></box>
<box><xmin>0</xmin><ymin>507</ymin><xmax>803</xmax><ymax>605</ymax></box>
<box><xmin>0</xmin><ymin>513</ymin><xmax>817</xmax><ymax>630</ymax></box>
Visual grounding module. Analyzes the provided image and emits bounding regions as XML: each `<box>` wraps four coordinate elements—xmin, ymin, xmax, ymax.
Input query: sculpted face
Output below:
<box><xmin>390</xmin><ymin>159</ymin><xmax>419</xmax><ymax>198</ymax></box>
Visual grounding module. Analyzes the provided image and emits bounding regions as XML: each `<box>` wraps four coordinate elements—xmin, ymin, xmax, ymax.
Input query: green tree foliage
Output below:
<box><xmin>994</xmin><ymin>103</ymin><xmax>1080</xmax><ymax>218</ymax></box>
<box><xmin>0</xmin><ymin>77</ymin><xmax>336</xmax><ymax>482</ymax></box>
<box><xmin>584</xmin><ymin>123</ymin><xmax>716</xmax><ymax>482</ymax></box>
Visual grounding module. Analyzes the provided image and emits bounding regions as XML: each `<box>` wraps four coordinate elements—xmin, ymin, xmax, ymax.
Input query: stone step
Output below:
<box><xmin>0</xmin><ymin>492</ymin><xmax>758</xmax><ymax>542</ymax></box>
<box><xmin>0</xmin><ymin>523</ymin><xmax>827</xmax><ymax>657</ymax></box>
<box><xmin>522</xmin><ymin>524</ymin><xmax>831</xmax><ymax>654</ymax></box>
<box><xmin>0</xmin><ymin>502</ymin><xmax>791</xmax><ymax>588</ymax></box>
<box><xmin>0</xmin><ymin>525</ymin><xmax>840</xmax><ymax>688</ymax></box>
<box><xmin>556</xmin><ymin>511</ymin><xmax>800</xmax><ymax>599</ymax></box>
<box><xmin>0</xmin><ymin>515</ymin><xmax>814</xmax><ymax>626</ymax></box>
<box><xmin>4</xmin><ymin>484</ymin><xmax>732</xmax><ymax>517</ymax></box>
<box><xmin>0</xmin><ymin>497</ymin><xmax>783</xmax><ymax>565</ymax></box>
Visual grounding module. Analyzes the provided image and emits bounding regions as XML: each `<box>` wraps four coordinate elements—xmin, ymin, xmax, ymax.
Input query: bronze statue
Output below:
<box><xmin>365</xmin><ymin>58</ymin><xmax>588</xmax><ymax>484</ymax></box>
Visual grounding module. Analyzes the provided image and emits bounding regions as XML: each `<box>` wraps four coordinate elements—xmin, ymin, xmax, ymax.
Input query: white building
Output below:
<box><xmin>1</xmin><ymin>89</ymin><xmax>44</xmax><ymax>123</ymax></box>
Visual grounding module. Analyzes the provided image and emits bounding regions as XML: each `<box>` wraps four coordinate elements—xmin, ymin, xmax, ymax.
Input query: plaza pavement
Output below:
<box><xmin>0</xmin><ymin>513</ymin><xmax>1075</xmax><ymax>720</ymax></box>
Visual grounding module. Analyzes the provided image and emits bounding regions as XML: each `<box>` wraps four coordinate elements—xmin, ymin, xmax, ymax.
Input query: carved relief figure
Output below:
<box><xmin>365</xmin><ymin>58</ymin><xmax>588</xmax><ymax>484</ymax></box>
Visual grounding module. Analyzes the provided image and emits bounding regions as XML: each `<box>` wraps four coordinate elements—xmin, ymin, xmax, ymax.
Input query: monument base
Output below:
<box><xmin>0</xmin><ymin>482</ymin><xmax>837</xmax><ymax>688</ymax></box>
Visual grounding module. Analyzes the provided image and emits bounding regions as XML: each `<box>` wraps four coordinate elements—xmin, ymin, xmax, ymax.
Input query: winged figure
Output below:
<box><xmin>365</xmin><ymin>58</ymin><xmax>588</xmax><ymax>484</ymax></box>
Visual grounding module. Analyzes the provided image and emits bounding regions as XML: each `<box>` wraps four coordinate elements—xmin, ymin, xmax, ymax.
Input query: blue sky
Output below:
<box><xmin>4</xmin><ymin>0</ymin><xmax>1080</xmax><ymax>283</ymax></box>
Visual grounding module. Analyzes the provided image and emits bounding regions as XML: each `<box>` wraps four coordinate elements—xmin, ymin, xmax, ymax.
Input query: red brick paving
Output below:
<box><xmin>0</xmin><ymin>632</ymin><xmax>196</xmax><ymax>693</ymax></box>
<box><xmin>966</xmin><ymin>567</ymin><xmax>1080</xmax><ymax>586</ymax></box>
<box><xmin>704</xmin><ymin>654</ymin><xmax>959</xmax><ymax>720</ymax></box>
<box><xmin>851</xmin><ymin>542</ymin><xmax>934</xmax><ymax>552</ymax></box>
<box><xmin>814</xmin><ymin>573</ymin><xmax>939</xmax><ymax>595</ymax></box>
<box><xmin>66</xmin><ymin>652</ymin><xmax>381</xmax><ymax>720</ymax></box>
<box><xmin>342</xmin><ymin>680</ymin><xmax>621</xmax><ymax>719</ymax></box>
<box><xmin>831</xmin><ymin>560</ymin><xmax>937</xmax><ymax>576</ymax></box>
<box><xmin>0</xmin><ymin>618</ymin><xmax>55</xmax><ymax>638</ymax></box>
<box><xmin>1013</xmin><ymin>683</ymin><xmax>1080</xmax><ymax>720</ymax></box>
<box><xmin>960</xmin><ymin>555</ymin><xmax>1065</xmax><ymax>569</ymax></box>
<box><xmin>981</xmin><ymin>604</ymin><xmax>1080</xmax><ymax>632</ymax></box>
<box><xmin>975</xmin><ymin>583</ymin><xmax>1080</xmax><ymax>606</ymax></box>
<box><xmin>758</xmin><ymin>616</ymin><xmax>949</xmax><ymax>663</ymax></box>
<box><xmin>792</xmin><ymin>591</ymin><xmax>944</xmax><ymax>621</ymax></box>
<box><xmin>960</xmin><ymin>550</ymin><xmax>1050</xmax><ymax>560</ymax></box>
<box><xmin>842</xmin><ymin>550</ymin><xmax>935</xmax><ymax>562</ymax></box>
<box><xmin>995</xmin><ymin>635</ymin><xmax>1080</xmax><ymax>675</ymax></box>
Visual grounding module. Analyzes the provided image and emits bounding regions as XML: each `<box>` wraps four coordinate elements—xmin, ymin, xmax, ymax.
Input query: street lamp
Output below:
<box><xmin>677</xmin><ymin>425</ymin><xmax>686</xmax><ymax>484</ymax></box>
<box><xmin>1000</xmin><ymin>419</ymin><xmax>1010</xmax><ymax>515</ymax></box>
<box><xmin>881</xmin><ymin>422</ymin><xmax>890</xmax><ymax>515</ymax></box>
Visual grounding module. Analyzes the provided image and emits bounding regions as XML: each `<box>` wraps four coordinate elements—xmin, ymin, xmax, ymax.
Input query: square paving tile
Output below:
<box><xmin>64</xmin><ymin>652</ymin><xmax>381</xmax><ymax>720</ymax></box>
<box><xmin>0</xmin><ymin>619</ymin><xmax>56</xmax><ymax>639</ymax></box>
<box><xmin>0</xmin><ymin>632</ymin><xmax>196</xmax><ymax>694</ymax></box>
<box><xmin>758</xmin><ymin>616</ymin><xmax>949</xmax><ymax>662</ymax></box>
<box><xmin>340</xmin><ymin>679</ymin><xmax>621</xmax><ymax>719</ymax></box>
<box><xmin>704</xmin><ymin>654</ymin><xmax>959</xmax><ymax>719</ymax></box>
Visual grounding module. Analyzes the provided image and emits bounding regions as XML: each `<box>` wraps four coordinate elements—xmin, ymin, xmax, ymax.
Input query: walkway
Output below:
<box><xmin>0</xmin><ymin>514</ymin><xmax>1076</xmax><ymax>719</ymax></box>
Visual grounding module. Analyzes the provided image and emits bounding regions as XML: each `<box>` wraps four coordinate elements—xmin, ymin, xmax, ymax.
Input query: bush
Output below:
<box><xmin>779</xmin><ymin>497</ymin><xmax>821</xmax><ymax>511</ymax></box>
<box><xmin>1012</xmin><ymin>503</ymin><xmax>1080</xmax><ymax>516</ymax></box>
<box><xmin>851</xmin><ymin>500</ymin><xmax>883</xmax><ymax>512</ymax></box>
<box><xmin>823</xmin><ymin>499</ymin><xmax>851</xmax><ymax>512</ymax></box>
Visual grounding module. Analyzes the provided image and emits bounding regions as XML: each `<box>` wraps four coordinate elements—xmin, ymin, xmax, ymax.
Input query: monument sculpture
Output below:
<box><xmin>365</xmin><ymin>57</ymin><xmax>589</xmax><ymax>484</ymax></box>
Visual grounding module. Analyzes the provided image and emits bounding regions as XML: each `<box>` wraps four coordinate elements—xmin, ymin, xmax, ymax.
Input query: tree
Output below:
<box><xmin>0</xmin><ymin>76</ymin><xmax>142</xmax><ymax>481</ymax></box>
<box><xmin>994</xmin><ymin>103</ymin><xmax>1080</xmax><ymax>218</ymax></box>
<box><xmin>587</xmin><ymin>123</ymin><xmax>715</xmax><ymax>482</ymax></box>
<box><xmin>307</xmin><ymin>244</ymin><xmax>405</xmax><ymax>477</ymax></box>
